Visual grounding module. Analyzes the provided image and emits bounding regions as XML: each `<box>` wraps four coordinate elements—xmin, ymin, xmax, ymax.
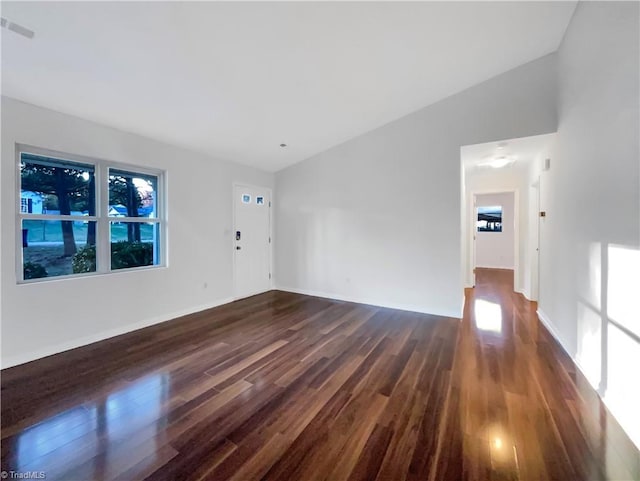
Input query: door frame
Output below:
<box><xmin>468</xmin><ymin>188</ymin><xmax>520</xmax><ymax>290</ymax></box>
<box><xmin>232</xmin><ymin>182</ymin><xmax>273</xmax><ymax>300</ymax></box>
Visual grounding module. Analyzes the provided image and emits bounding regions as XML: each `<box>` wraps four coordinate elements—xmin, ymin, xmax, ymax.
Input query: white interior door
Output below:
<box><xmin>233</xmin><ymin>184</ymin><xmax>271</xmax><ymax>299</ymax></box>
<box><xmin>531</xmin><ymin>179</ymin><xmax>541</xmax><ymax>301</ymax></box>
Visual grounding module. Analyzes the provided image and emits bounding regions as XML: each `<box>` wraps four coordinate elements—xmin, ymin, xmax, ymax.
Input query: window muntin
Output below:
<box><xmin>18</xmin><ymin>149</ymin><xmax>164</xmax><ymax>283</ymax></box>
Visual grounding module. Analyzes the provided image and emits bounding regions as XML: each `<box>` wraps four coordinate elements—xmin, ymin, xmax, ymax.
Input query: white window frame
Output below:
<box><xmin>16</xmin><ymin>144</ymin><xmax>167</xmax><ymax>283</ymax></box>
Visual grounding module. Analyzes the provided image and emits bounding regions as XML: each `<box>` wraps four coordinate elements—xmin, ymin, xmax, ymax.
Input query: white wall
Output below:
<box><xmin>275</xmin><ymin>54</ymin><xmax>558</xmax><ymax>317</ymax></box>
<box><xmin>474</xmin><ymin>192</ymin><xmax>515</xmax><ymax>270</ymax></box>
<box><xmin>0</xmin><ymin>97</ymin><xmax>274</xmax><ymax>368</ymax></box>
<box><xmin>537</xmin><ymin>1</ymin><xmax>640</xmax><ymax>455</ymax></box>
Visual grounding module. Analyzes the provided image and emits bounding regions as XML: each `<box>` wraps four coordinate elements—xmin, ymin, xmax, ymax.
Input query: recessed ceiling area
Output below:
<box><xmin>1</xmin><ymin>2</ymin><xmax>577</xmax><ymax>172</ymax></box>
<box><xmin>461</xmin><ymin>133</ymin><xmax>556</xmax><ymax>171</ymax></box>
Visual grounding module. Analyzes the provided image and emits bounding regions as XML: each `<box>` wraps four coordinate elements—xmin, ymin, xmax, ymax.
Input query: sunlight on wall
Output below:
<box><xmin>575</xmin><ymin>301</ymin><xmax>602</xmax><ymax>388</ymax></box>
<box><xmin>577</xmin><ymin>242</ymin><xmax>602</xmax><ymax>309</ymax></box>
<box><xmin>474</xmin><ymin>299</ymin><xmax>502</xmax><ymax>333</ymax></box>
<box><xmin>606</xmin><ymin>323</ymin><xmax>640</xmax><ymax>449</ymax></box>
<box><xmin>574</xmin><ymin>242</ymin><xmax>603</xmax><ymax>387</ymax></box>
<box><xmin>605</xmin><ymin>245</ymin><xmax>640</xmax><ymax>449</ymax></box>
<box><xmin>608</xmin><ymin>245</ymin><xmax>640</xmax><ymax>337</ymax></box>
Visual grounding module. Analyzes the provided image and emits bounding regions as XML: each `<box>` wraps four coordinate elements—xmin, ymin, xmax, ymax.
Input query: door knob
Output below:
<box><xmin>236</xmin><ymin>246</ymin><xmax>241</xmax><ymax>250</ymax></box>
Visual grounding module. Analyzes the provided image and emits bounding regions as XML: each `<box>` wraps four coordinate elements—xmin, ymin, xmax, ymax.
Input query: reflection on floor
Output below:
<box><xmin>1</xmin><ymin>268</ymin><xmax>638</xmax><ymax>480</ymax></box>
<box><xmin>465</xmin><ymin>268</ymin><xmax>639</xmax><ymax>481</ymax></box>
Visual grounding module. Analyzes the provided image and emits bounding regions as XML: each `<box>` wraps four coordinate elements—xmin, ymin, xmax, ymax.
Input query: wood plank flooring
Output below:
<box><xmin>1</xmin><ymin>268</ymin><xmax>638</xmax><ymax>480</ymax></box>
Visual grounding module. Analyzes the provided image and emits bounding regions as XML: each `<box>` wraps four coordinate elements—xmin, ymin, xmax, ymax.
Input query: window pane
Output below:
<box><xmin>20</xmin><ymin>153</ymin><xmax>95</xmax><ymax>216</ymax></box>
<box><xmin>109</xmin><ymin>169</ymin><xmax>158</xmax><ymax>218</ymax></box>
<box><xmin>22</xmin><ymin>219</ymin><xmax>97</xmax><ymax>279</ymax></box>
<box><xmin>110</xmin><ymin>222</ymin><xmax>160</xmax><ymax>270</ymax></box>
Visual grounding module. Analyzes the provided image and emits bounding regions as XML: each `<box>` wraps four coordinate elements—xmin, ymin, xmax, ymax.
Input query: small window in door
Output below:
<box><xmin>242</xmin><ymin>194</ymin><xmax>251</xmax><ymax>204</ymax></box>
<box><xmin>256</xmin><ymin>196</ymin><xmax>264</xmax><ymax>205</ymax></box>
<box><xmin>477</xmin><ymin>206</ymin><xmax>503</xmax><ymax>232</ymax></box>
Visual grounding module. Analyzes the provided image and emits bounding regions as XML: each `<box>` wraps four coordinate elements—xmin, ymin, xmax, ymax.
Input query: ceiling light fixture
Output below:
<box><xmin>487</xmin><ymin>156</ymin><xmax>513</xmax><ymax>168</ymax></box>
<box><xmin>0</xmin><ymin>17</ymin><xmax>35</xmax><ymax>39</ymax></box>
<box><xmin>279</xmin><ymin>143</ymin><xmax>287</xmax><ymax>148</ymax></box>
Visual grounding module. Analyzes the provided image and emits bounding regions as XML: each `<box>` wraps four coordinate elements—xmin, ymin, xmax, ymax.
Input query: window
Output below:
<box><xmin>108</xmin><ymin>169</ymin><xmax>161</xmax><ymax>270</ymax></box>
<box><xmin>18</xmin><ymin>147</ymin><xmax>164</xmax><ymax>282</ymax></box>
<box><xmin>477</xmin><ymin>206</ymin><xmax>502</xmax><ymax>232</ymax></box>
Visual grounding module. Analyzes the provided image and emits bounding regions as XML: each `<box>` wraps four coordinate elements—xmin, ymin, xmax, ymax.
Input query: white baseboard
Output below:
<box><xmin>233</xmin><ymin>288</ymin><xmax>272</xmax><ymax>301</ymax></box>
<box><xmin>536</xmin><ymin>307</ymin><xmax>593</xmax><ymax>388</ymax></box>
<box><xmin>1</xmin><ymin>286</ymin><xmax>463</xmax><ymax>369</ymax></box>
<box><xmin>1</xmin><ymin>297</ymin><xmax>234</xmax><ymax>369</ymax></box>
<box><xmin>516</xmin><ymin>287</ymin><xmax>530</xmax><ymax>300</ymax></box>
<box><xmin>275</xmin><ymin>285</ymin><xmax>463</xmax><ymax>319</ymax></box>
<box><xmin>538</xmin><ymin>309</ymin><xmax>640</xmax><ymax>454</ymax></box>
<box><xmin>536</xmin><ymin>308</ymin><xmax>563</xmax><ymax>346</ymax></box>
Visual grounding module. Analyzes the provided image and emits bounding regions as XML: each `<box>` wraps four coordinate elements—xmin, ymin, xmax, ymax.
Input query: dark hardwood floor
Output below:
<box><xmin>1</xmin><ymin>269</ymin><xmax>638</xmax><ymax>480</ymax></box>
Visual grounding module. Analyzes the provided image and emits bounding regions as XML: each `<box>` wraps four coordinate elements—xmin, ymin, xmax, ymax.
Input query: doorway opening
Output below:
<box><xmin>471</xmin><ymin>191</ymin><xmax>518</xmax><ymax>287</ymax></box>
<box><xmin>460</xmin><ymin>133</ymin><xmax>555</xmax><ymax>299</ymax></box>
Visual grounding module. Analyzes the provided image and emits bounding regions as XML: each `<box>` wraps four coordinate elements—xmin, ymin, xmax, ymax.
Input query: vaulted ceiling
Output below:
<box><xmin>2</xmin><ymin>2</ymin><xmax>576</xmax><ymax>171</ymax></box>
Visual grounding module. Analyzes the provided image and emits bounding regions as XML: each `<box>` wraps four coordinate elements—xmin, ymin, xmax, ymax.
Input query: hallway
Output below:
<box><xmin>455</xmin><ymin>268</ymin><xmax>638</xmax><ymax>480</ymax></box>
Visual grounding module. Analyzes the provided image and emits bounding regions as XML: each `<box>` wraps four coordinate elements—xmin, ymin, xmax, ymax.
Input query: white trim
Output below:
<box><xmin>232</xmin><ymin>287</ymin><xmax>272</xmax><ymax>302</ymax></box>
<box><xmin>107</xmin><ymin>217</ymin><xmax>161</xmax><ymax>223</ymax></box>
<box><xmin>519</xmin><ymin>287</ymin><xmax>533</xmax><ymax>300</ymax></box>
<box><xmin>536</xmin><ymin>307</ymin><xmax>594</xmax><ymax>394</ymax></box>
<box><xmin>15</xmin><ymin>145</ymin><xmax>23</xmax><ymax>280</ymax></box>
<box><xmin>536</xmin><ymin>308</ymin><xmax>563</xmax><ymax>344</ymax></box>
<box><xmin>276</xmin><ymin>285</ymin><xmax>463</xmax><ymax>319</ymax></box>
<box><xmin>20</xmin><ymin>213</ymin><xmax>99</xmax><ymax>221</ymax></box>
<box><xmin>0</xmin><ymin>296</ymin><xmax>234</xmax><ymax>369</ymax></box>
<box><xmin>468</xmin><ymin>191</ymin><xmax>479</xmax><ymax>288</ymax></box>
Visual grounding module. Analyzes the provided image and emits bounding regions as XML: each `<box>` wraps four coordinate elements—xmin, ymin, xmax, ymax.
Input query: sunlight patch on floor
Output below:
<box><xmin>474</xmin><ymin>299</ymin><xmax>502</xmax><ymax>333</ymax></box>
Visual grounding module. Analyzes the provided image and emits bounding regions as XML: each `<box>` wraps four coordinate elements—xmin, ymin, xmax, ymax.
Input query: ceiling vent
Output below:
<box><xmin>1</xmin><ymin>17</ymin><xmax>35</xmax><ymax>39</ymax></box>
